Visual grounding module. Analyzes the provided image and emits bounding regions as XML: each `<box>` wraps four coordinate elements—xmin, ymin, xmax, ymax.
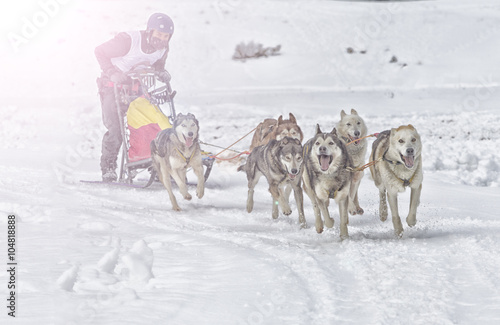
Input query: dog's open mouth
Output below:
<box><xmin>318</xmin><ymin>155</ymin><xmax>333</xmax><ymax>171</ymax></box>
<box><xmin>184</xmin><ymin>135</ymin><xmax>194</xmax><ymax>147</ymax></box>
<box><xmin>349</xmin><ymin>135</ymin><xmax>360</xmax><ymax>145</ymax></box>
<box><xmin>401</xmin><ymin>154</ymin><xmax>415</xmax><ymax>168</ymax></box>
<box><xmin>288</xmin><ymin>173</ymin><xmax>297</xmax><ymax>179</ymax></box>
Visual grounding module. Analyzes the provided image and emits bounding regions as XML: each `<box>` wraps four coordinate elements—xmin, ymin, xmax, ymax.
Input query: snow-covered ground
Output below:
<box><xmin>1</xmin><ymin>0</ymin><xmax>500</xmax><ymax>324</ymax></box>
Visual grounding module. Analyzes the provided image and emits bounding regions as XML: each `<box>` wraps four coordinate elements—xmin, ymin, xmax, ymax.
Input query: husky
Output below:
<box><xmin>238</xmin><ymin>137</ymin><xmax>306</xmax><ymax>226</ymax></box>
<box><xmin>336</xmin><ymin>109</ymin><xmax>368</xmax><ymax>215</ymax></box>
<box><xmin>150</xmin><ymin>113</ymin><xmax>205</xmax><ymax>211</ymax></box>
<box><xmin>250</xmin><ymin>113</ymin><xmax>304</xmax><ymax>150</ymax></box>
<box><xmin>302</xmin><ymin>125</ymin><xmax>353</xmax><ymax>238</ymax></box>
<box><xmin>369</xmin><ymin>125</ymin><xmax>423</xmax><ymax>237</ymax></box>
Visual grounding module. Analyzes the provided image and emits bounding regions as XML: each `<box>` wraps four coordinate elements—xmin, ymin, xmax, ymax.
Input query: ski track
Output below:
<box><xmin>50</xmin><ymin>172</ymin><xmax>500</xmax><ymax>325</ymax></box>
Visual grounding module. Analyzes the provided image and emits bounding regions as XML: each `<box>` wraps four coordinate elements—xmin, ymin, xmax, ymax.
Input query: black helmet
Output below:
<box><xmin>147</xmin><ymin>13</ymin><xmax>174</xmax><ymax>35</ymax></box>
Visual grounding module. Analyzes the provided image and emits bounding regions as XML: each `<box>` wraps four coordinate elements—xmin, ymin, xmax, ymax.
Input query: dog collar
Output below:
<box><xmin>382</xmin><ymin>149</ymin><xmax>403</xmax><ymax>166</ymax></box>
<box><xmin>381</xmin><ymin>149</ymin><xmax>417</xmax><ymax>186</ymax></box>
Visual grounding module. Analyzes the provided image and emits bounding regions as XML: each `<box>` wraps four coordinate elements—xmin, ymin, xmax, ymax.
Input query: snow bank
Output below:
<box><xmin>366</xmin><ymin>110</ymin><xmax>500</xmax><ymax>187</ymax></box>
<box><xmin>118</xmin><ymin>240</ymin><xmax>155</xmax><ymax>283</ymax></box>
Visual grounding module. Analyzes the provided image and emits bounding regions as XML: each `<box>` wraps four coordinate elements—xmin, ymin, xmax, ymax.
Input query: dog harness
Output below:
<box><xmin>175</xmin><ymin>147</ymin><xmax>196</xmax><ymax>168</ymax></box>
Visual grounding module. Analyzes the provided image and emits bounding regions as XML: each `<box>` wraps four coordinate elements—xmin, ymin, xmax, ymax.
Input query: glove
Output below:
<box><xmin>110</xmin><ymin>71</ymin><xmax>128</xmax><ymax>84</ymax></box>
<box><xmin>157</xmin><ymin>70</ymin><xmax>171</xmax><ymax>83</ymax></box>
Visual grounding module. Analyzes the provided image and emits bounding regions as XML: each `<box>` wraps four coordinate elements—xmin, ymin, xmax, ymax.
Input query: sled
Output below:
<box><xmin>113</xmin><ymin>66</ymin><xmax>214</xmax><ymax>187</ymax></box>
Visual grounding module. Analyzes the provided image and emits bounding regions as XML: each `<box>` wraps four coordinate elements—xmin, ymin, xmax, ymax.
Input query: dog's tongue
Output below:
<box><xmin>320</xmin><ymin>155</ymin><xmax>330</xmax><ymax>171</ymax></box>
<box><xmin>403</xmin><ymin>155</ymin><xmax>414</xmax><ymax>168</ymax></box>
<box><xmin>185</xmin><ymin>136</ymin><xmax>194</xmax><ymax>147</ymax></box>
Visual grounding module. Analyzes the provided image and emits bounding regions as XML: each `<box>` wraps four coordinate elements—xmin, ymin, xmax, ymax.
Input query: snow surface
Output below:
<box><xmin>1</xmin><ymin>0</ymin><xmax>500</xmax><ymax>324</ymax></box>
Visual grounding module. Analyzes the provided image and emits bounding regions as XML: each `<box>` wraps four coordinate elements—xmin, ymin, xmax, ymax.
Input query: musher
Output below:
<box><xmin>95</xmin><ymin>13</ymin><xmax>174</xmax><ymax>182</ymax></box>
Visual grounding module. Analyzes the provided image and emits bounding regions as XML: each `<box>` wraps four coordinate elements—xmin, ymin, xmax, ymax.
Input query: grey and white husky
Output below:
<box><xmin>238</xmin><ymin>137</ymin><xmax>306</xmax><ymax>226</ymax></box>
<box><xmin>150</xmin><ymin>113</ymin><xmax>205</xmax><ymax>211</ymax></box>
<box><xmin>369</xmin><ymin>124</ymin><xmax>423</xmax><ymax>237</ymax></box>
<box><xmin>336</xmin><ymin>109</ymin><xmax>368</xmax><ymax>215</ymax></box>
<box><xmin>302</xmin><ymin>125</ymin><xmax>353</xmax><ymax>238</ymax></box>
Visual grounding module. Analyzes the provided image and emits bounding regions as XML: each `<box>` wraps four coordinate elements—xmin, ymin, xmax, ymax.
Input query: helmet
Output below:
<box><xmin>147</xmin><ymin>13</ymin><xmax>174</xmax><ymax>35</ymax></box>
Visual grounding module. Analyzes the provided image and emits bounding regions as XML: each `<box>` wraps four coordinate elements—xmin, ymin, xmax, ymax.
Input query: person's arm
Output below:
<box><xmin>95</xmin><ymin>32</ymin><xmax>132</xmax><ymax>77</ymax></box>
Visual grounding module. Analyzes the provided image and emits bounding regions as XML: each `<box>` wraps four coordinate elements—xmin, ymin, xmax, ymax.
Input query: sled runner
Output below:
<box><xmin>112</xmin><ymin>65</ymin><xmax>214</xmax><ymax>187</ymax></box>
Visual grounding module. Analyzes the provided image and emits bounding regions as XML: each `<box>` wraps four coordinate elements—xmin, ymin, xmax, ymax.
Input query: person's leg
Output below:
<box><xmin>99</xmin><ymin>87</ymin><xmax>124</xmax><ymax>181</ymax></box>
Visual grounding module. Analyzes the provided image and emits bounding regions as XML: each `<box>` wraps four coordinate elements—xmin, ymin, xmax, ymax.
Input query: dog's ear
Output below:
<box><xmin>315</xmin><ymin>124</ymin><xmax>323</xmax><ymax>135</ymax></box>
<box><xmin>351</xmin><ymin>108</ymin><xmax>358</xmax><ymax>115</ymax></box>
<box><xmin>340</xmin><ymin>110</ymin><xmax>346</xmax><ymax>118</ymax></box>
<box><xmin>407</xmin><ymin>124</ymin><xmax>415</xmax><ymax>130</ymax></box>
<box><xmin>277</xmin><ymin>115</ymin><xmax>284</xmax><ymax>125</ymax></box>
<box><xmin>173</xmin><ymin>113</ymin><xmax>182</xmax><ymax>127</ymax></box>
<box><xmin>280</xmin><ymin>137</ymin><xmax>289</xmax><ymax>146</ymax></box>
<box><xmin>331</xmin><ymin>127</ymin><xmax>337</xmax><ymax>136</ymax></box>
<box><xmin>289</xmin><ymin>113</ymin><xmax>297</xmax><ymax>124</ymax></box>
<box><xmin>292</xmin><ymin>138</ymin><xmax>301</xmax><ymax>145</ymax></box>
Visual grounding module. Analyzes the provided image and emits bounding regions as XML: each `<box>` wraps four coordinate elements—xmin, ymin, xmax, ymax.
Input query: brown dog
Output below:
<box><xmin>250</xmin><ymin>113</ymin><xmax>304</xmax><ymax>150</ymax></box>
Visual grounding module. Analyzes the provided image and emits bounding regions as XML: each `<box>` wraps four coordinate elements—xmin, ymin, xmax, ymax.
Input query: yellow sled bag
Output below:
<box><xmin>126</xmin><ymin>97</ymin><xmax>172</xmax><ymax>162</ymax></box>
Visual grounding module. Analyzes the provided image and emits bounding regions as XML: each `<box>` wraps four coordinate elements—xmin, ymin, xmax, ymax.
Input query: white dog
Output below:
<box><xmin>369</xmin><ymin>125</ymin><xmax>423</xmax><ymax>237</ymax></box>
<box><xmin>150</xmin><ymin>113</ymin><xmax>205</xmax><ymax>211</ymax></box>
<box><xmin>336</xmin><ymin>109</ymin><xmax>368</xmax><ymax>215</ymax></box>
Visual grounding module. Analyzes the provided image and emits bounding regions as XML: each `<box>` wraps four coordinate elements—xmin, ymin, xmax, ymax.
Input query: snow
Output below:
<box><xmin>1</xmin><ymin>0</ymin><xmax>500</xmax><ymax>324</ymax></box>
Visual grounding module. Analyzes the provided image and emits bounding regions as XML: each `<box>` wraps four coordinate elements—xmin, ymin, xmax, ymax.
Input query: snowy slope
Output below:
<box><xmin>1</xmin><ymin>0</ymin><xmax>500</xmax><ymax>324</ymax></box>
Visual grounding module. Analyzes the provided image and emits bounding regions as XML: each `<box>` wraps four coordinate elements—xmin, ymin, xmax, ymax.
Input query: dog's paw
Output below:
<box><xmin>282</xmin><ymin>207</ymin><xmax>292</xmax><ymax>216</ymax></box>
<box><xmin>298</xmin><ymin>215</ymin><xmax>307</xmax><ymax>228</ymax></box>
<box><xmin>324</xmin><ymin>217</ymin><xmax>334</xmax><ymax>228</ymax></box>
<box><xmin>393</xmin><ymin>219</ymin><xmax>404</xmax><ymax>238</ymax></box>
<box><xmin>197</xmin><ymin>187</ymin><xmax>204</xmax><ymax>199</ymax></box>
<box><xmin>316</xmin><ymin>225</ymin><xmax>324</xmax><ymax>234</ymax></box>
<box><xmin>172</xmin><ymin>205</ymin><xmax>182</xmax><ymax>212</ymax></box>
<box><xmin>380</xmin><ymin>209</ymin><xmax>388</xmax><ymax>221</ymax></box>
<box><xmin>348</xmin><ymin>203</ymin><xmax>357</xmax><ymax>215</ymax></box>
<box><xmin>406</xmin><ymin>215</ymin><xmax>417</xmax><ymax>227</ymax></box>
<box><xmin>356</xmin><ymin>207</ymin><xmax>364</xmax><ymax>215</ymax></box>
<box><xmin>184</xmin><ymin>193</ymin><xmax>192</xmax><ymax>201</ymax></box>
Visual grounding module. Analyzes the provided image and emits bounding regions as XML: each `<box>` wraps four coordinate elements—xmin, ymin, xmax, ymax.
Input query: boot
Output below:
<box><xmin>102</xmin><ymin>167</ymin><xmax>117</xmax><ymax>182</ymax></box>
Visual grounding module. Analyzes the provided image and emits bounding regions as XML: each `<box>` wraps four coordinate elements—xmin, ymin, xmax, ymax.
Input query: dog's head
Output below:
<box><xmin>278</xmin><ymin>137</ymin><xmax>303</xmax><ymax>179</ymax></box>
<box><xmin>308</xmin><ymin>125</ymin><xmax>345</xmax><ymax>172</ymax></box>
<box><xmin>389</xmin><ymin>124</ymin><xmax>422</xmax><ymax>169</ymax></box>
<box><xmin>173</xmin><ymin>113</ymin><xmax>199</xmax><ymax>148</ymax></box>
<box><xmin>337</xmin><ymin>109</ymin><xmax>367</xmax><ymax>146</ymax></box>
<box><xmin>274</xmin><ymin>113</ymin><xmax>304</xmax><ymax>143</ymax></box>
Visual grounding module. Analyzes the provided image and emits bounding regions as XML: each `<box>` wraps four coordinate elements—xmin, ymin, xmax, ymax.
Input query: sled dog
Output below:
<box><xmin>336</xmin><ymin>109</ymin><xmax>368</xmax><ymax>215</ymax></box>
<box><xmin>250</xmin><ymin>113</ymin><xmax>304</xmax><ymax>150</ymax></box>
<box><xmin>238</xmin><ymin>137</ymin><xmax>306</xmax><ymax>226</ymax></box>
<box><xmin>302</xmin><ymin>125</ymin><xmax>353</xmax><ymax>238</ymax></box>
<box><xmin>150</xmin><ymin>113</ymin><xmax>205</xmax><ymax>211</ymax></box>
<box><xmin>369</xmin><ymin>125</ymin><xmax>423</xmax><ymax>237</ymax></box>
